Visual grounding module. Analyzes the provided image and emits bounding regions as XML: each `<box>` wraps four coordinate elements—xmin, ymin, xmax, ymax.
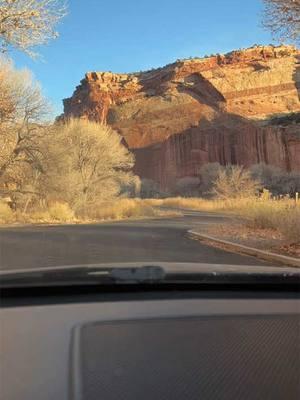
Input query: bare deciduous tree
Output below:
<box><xmin>262</xmin><ymin>0</ymin><xmax>300</xmax><ymax>42</ymax></box>
<box><xmin>212</xmin><ymin>165</ymin><xmax>261</xmax><ymax>200</ymax></box>
<box><xmin>0</xmin><ymin>62</ymin><xmax>138</xmax><ymax>214</ymax></box>
<box><xmin>45</xmin><ymin>119</ymin><xmax>136</xmax><ymax>214</ymax></box>
<box><xmin>0</xmin><ymin>0</ymin><xmax>67</xmax><ymax>56</ymax></box>
<box><xmin>0</xmin><ymin>58</ymin><xmax>49</xmax><ymax>207</ymax></box>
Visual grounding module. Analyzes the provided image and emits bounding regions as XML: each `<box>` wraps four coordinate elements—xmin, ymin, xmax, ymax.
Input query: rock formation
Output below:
<box><xmin>62</xmin><ymin>45</ymin><xmax>300</xmax><ymax>189</ymax></box>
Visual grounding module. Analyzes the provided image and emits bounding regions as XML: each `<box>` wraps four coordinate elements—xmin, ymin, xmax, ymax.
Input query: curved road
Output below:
<box><xmin>0</xmin><ymin>211</ymin><xmax>271</xmax><ymax>270</ymax></box>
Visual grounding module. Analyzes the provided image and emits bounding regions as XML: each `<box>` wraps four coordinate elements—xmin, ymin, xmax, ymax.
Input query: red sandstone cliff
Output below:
<box><xmin>62</xmin><ymin>45</ymin><xmax>300</xmax><ymax>189</ymax></box>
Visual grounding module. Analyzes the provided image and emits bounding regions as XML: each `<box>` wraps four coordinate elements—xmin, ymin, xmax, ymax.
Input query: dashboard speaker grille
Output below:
<box><xmin>71</xmin><ymin>315</ymin><xmax>300</xmax><ymax>400</ymax></box>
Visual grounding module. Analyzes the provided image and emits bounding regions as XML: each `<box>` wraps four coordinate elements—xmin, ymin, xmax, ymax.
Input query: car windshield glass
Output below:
<box><xmin>0</xmin><ymin>0</ymin><xmax>299</xmax><ymax>286</ymax></box>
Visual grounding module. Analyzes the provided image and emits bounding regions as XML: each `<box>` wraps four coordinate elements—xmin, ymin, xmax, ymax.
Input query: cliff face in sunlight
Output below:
<box><xmin>62</xmin><ymin>45</ymin><xmax>300</xmax><ymax>189</ymax></box>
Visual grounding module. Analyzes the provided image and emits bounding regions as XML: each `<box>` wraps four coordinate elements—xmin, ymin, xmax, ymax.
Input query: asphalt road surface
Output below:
<box><xmin>0</xmin><ymin>211</ymin><xmax>272</xmax><ymax>271</ymax></box>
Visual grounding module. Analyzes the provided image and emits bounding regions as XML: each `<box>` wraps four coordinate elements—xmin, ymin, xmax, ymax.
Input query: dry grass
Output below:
<box><xmin>274</xmin><ymin>207</ymin><xmax>300</xmax><ymax>243</ymax></box>
<box><xmin>48</xmin><ymin>203</ymin><xmax>75</xmax><ymax>222</ymax></box>
<box><xmin>86</xmin><ymin>198</ymin><xmax>157</xmax><ymax>220</ymax></box>
<box><xmin>146</xmin><ymin>196</ymin><xmax>300</xmax><ymax>244</ymax></box>
<box><xmin>0</xmin><ymin>201</ymin><xmax>15</xmax><ymax>224</ymax></box>
<box><xmin>144</xmin><ymin>197</ymin><xmax>224</xmax><ymax>211</ymax></box>
<box><xmin>239</xmin><ymin>199</ymin><xmax>300</xmax><ymax>243</ymax></box>
<box><xmin>145</xmin><ymin>197</ymin><xmax>254</xmax><ymax>212</ymax></box>
<box><xmin>17</xmin><ymin>203</ymin><xmax>76</xmax><ymax>223</ymax></box>
<box><xmin>85</xmin><ymin>198</ymin><xmax>179</xmax><ymax>221</ymax></box>
<box><xmin>0</xmin><ymin>199</ymin><xmax>180</xmax><ymax>225</ymax></box>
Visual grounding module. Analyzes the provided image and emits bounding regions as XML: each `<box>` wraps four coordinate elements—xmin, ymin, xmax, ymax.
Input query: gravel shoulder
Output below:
<box><xmin>192</xmin><ymin>217</ymin><xmax>300</xmax><ymax>259</ymax></box>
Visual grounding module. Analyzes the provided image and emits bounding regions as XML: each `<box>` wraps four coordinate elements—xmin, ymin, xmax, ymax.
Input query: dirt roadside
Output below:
<box><xmin>191</xmin><ymin>217</ymin><xmax>300</xmax><ymax>259</ymax></box>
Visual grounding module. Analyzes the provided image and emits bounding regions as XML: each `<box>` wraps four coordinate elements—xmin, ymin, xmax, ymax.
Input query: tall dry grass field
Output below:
<box><xmin>243</xmin><ymin>199</ymin><xmax>300</xmax><ymax>243</ymax></box>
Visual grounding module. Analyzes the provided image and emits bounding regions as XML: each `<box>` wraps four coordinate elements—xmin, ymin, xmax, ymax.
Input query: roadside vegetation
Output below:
<box><xmin>0</xmin><ymin>198</ymin><xmax>179</xmax><ymax>224</ymax></box>
<box><xmin>145</xmin><ymin>165</ymin><xmax>300</xmax><ymax>246</ymax></box>
<box><xmin>147</xmin><ymin>196</ymin><xmax>300</xmax><ymax>245</ymax></box>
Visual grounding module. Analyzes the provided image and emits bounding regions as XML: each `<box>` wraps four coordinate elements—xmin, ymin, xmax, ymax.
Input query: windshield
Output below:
<box><xmin>0</xmin><ymin>0</ymin><xmax>299</xmax><ymax>284</ymax></box>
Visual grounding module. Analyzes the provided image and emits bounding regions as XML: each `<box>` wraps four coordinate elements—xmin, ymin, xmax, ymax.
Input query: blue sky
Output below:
<box><xmin>11</xmin><ymin>0</ymin><xmax>275</xmax><ymax>117</ymax></box>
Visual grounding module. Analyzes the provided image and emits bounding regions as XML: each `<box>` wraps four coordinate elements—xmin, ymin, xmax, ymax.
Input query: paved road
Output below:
<box><xmin>0</xmin><ymin>211</ymin><xmax>272</xmax><ymax>270</ymax></box>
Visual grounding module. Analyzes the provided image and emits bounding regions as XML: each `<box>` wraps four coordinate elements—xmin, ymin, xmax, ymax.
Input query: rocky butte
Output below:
<box><xmin>62</xmin><ymin>45</ymin><xmax>300</xmax><ymax>190</ymax></box>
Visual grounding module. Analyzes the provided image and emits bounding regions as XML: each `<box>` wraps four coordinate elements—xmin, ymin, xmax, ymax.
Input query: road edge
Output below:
<box><xmin>188</xmin><ymin>230</ymin><xmax>300</xmax><ymax>268</ymax></box>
